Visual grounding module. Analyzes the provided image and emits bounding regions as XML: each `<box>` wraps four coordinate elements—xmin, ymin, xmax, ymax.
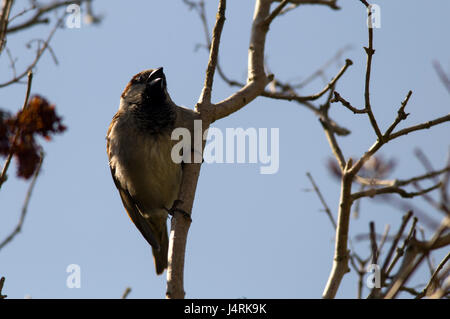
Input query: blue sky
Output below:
<box><xmin>0</xmin><ymin>0</ymin><xmax>449</xmax><ymax>298</ymax></box>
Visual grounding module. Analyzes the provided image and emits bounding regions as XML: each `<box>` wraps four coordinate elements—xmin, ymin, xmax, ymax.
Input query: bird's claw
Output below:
<box><xmin>168</xmin><ymin>200</ymin><xmax>192</xmax><ymax>222</ymax></box>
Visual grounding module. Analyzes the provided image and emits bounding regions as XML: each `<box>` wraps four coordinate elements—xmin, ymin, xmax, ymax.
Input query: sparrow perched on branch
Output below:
<box><xmin>106</xmin><ymin>67</ymin><xmax>197</xmax><ymax>275</ymax></box>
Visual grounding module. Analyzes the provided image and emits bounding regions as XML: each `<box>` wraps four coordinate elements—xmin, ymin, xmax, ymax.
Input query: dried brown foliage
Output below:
<box><xmin>0</xmin><ymin>95</ymin><xmax>66</xmax><ymax>178</ymax></box>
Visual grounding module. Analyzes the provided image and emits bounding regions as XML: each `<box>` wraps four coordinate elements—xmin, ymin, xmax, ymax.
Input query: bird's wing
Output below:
<box><xmin>106</xmin><ymin>116</ymin><xmax>160</xmax><ymax>250</ymax></box>
<box><xmin>109</xmin><ymin>166</ymin><xmax>160</xmax><ymax>250</ymax></box>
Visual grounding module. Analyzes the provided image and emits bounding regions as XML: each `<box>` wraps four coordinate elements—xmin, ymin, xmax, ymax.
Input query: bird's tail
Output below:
<box><xmin>151</xmin><ymin>222</ymin><xmax>169</xmax><ymax>275</ymax></box>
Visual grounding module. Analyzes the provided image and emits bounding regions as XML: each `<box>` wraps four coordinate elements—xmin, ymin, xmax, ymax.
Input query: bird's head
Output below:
<box><xmin>118</xmin><ymin>67</ymin><xmax>176</xmax><ymax>134</ymax></box>
<box><xmin>120</xmin><ymin>67</ymin><xmax>171</xmax><ymax>108</ymax></box>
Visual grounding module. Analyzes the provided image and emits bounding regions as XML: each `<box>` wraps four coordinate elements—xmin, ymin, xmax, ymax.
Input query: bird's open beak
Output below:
<box><xmin>147</xmin><ymin>67</ymin><xmax>166</xmax><ymax>91</ymax></box>
<box><xmin>148</xmin><ymin>67</ymin><xmax>164</xmax><ymax>82</ymax></box>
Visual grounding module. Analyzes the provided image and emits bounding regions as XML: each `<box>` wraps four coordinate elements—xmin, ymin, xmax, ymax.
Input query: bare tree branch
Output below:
<box><xmin>177</xmin><ymin>0</ymin><xmax>448</xmax><ymax>300</ymax></box>
<box><xmin>322</xmin><ymin>158</ymin><xmax>353</xmax><ymax>298</ymax></box>
<box><xmin>321</xmin><ymin>0</ymin><xmax>450</xmax><ymax>298</ymax></box>
<box><xmin>292</xmin><ymin>45</ymin><xmax>352</xmax><ymax>90</ymax></box>
<box><xmin>168</xmin><ymin>0</ymin><xmax>339</xmax><ymax>299</ymax></box>
<box><xmin>184</xmin><ymin>0</ymin><xmax>350</xmax><ymax>135</ymax></box>
<box><xmin>167</xmin><ymin>0</ymin><xmax>281</xmax><ymax>300</ymax></box>
<box><xmin>196</xmin><ymin>0</ymin><xmax>226</xmax><ymax>107</ymax></box>
<box><xmin>331</xmin><ymin>91</ymin><xmax>366</xmax><ymax>114</ymax></box>
<box><xmin>0</xmin><ymin>15</ymin><xmax>64</xmax><ymax>88</ymax></box>
<box><xmin>208</xmin><ymin>1</ymin><xmax>273</xmax><ymax>122</ymax></box>
<box><xmin>264</xmin><ymin>58</ymin><xmax>353</xmax><ymax>103</ymax></box>
<box><xmin>264</xmin><ymin>0</ymin><xmax>289</xmax><ymax>26</ymax></box>
<box><xmin>416</xmin><ymin>252</ymin><xmax>450</xmax><ymax>299</ymax></box>
<box><xmin>387</xmin><ymin>114</ymin><xmax>450</xmax><ymax>141</ymax></box>
<box><xmin>0</xmin><ymin>0</ymin><xmax>14</xmax><ymax>54</ymax></box>
<box><xmin>384</xmin><ymin>217</ymin><xmax>449</xmax><ymax>299</ymax></box>
<box><xmin>384</xmin><ymin>217</ymin><xmax>418</xmax><ymax>282</ymax></box>
<box><xmin>383</xmin><ymin>91</ymin><xmax>413</xmax><ymax>138</ymax></box>
<box><xmin>351</xmin><ymin>182</ymin><xmax>442</xmax><ymax>201</ymax></box>
<box><xmin>380</xmin><ymin>211</ymin><xmax>413</xmax><ymax>278</ymax></box>
<box><xmin>359</xmin><ymin>0</ymin><xmax>382</xmax><ymax>141</ymax></box>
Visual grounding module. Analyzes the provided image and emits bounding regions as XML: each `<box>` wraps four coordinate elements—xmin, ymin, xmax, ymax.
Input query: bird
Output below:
<box><xmin>106</xmin><ymin>67</ymin><xmax>197</xmax><ymax>275</ymax></box>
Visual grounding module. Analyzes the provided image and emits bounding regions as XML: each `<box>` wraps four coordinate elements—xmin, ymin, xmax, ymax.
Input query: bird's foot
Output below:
<box><xmin>168</xmin><ymin>200</ymin><xmax>192</xmax><ymax>222</ymax></box>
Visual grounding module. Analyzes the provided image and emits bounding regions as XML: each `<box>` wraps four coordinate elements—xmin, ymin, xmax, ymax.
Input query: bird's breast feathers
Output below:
<box><xmin>108</xmin><ymin>112</ymin><xmax>181</xmax><ymax>212</ymax></box>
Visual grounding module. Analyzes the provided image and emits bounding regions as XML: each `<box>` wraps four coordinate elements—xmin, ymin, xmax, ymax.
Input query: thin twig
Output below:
<box><xmin>263</xmin><ymin>0</ymin><xmax>289</xmax><ymax>26</ymax></box>
<box><xmin>0</xmin><ymin>15</ymin><xmax>64</xmax><ymax>88</ymax></box>
<box><xmin>383</xmin><ymin>91</ymin><xmax>413</xmax><ymax>138</ymax></box>
<box><xmin>0</xmin><ymin>71</ymin><xmax>33</xmax><ymax>189</ymax></box>
<box><xmin>197</xmin><ymin>0</ymin><xmax>226</xmax><ymax>108</ymax></box>
<box><xmin>387</xmin><ymin>114</ymin><xmax>450</xmax><ymax>141</ymax></box>
<box><xmin>419</xmin><ymin>228</ymin><xmax>436</xmax><ymax>278</ymax></box>
<box><xmin>331</xmin><ymin>91</ymin><xmax>366</xmax><ymax>114</ymax></box>
<box><xmin>359</xmin><ymin>0</ymin><xmax>383</xmax><ymax>141</ymax></box>
<box><xmin>292</xmin><ymin>45</ymin><xmax>352</xmax><ymax>90</ymax></box>
<box><xmin>264</xmin><ymin>59</ymin><xmax>353</xmax><ymax>103</ymax></box>
<box><xmin>0</xmin><ymin>276</ymin><xmax>6</xmax><ymax>299</ymax></box>
<box><xmin>413</xmin><ymin>182</ymin><xmax>449</xmax><ymax>215</ymax></box>
<box><xmin>396</xmin><ymin>167</ymin><xmax>450</xmax><ymax>187</ymax></box>
<box><xmin>414</xmin><ymin>149</ymin><xmax>439</xmax><ymax>182</ymax></box>
<box><xmin>416</xmin><ymin>252</ymin><xmax>450</xmax><ymax>298</ymax></box>
<box><xmin>121</xmin><ymin>287</ymin><xmax>132</xmax><ymax>299</ymax></box>
<box><xmin>0</xmin><ymin>153</ymin><xmax>44</xmax><ymax>250</ymax></box>
<box><xmin>367</xmin><ymin>211</ymin><xmax>413</xmax><ymax>299</ymax></box>
<box><xmin>411</xmin><ymin>233</ymin><xmax>450</xmax><ymax>252</ymax></box>
<box><xmin>384</xmin><ymin>217</ymin><xmax>418</xmax><ymax>279</ymax></box>
<box><xmin>5</xmin><ymin>47</ymin><xmax>17</xmax><ymax>78</ymax></box>
<box><xmin>274</xmin><ymin>0</ymin><xmax>340</xmax><ymax>10</ymax></box>
<box><xmin>0</xmin><ymin>0</ymin><xmax>14</xmax><ymax>54</ymax></box>
<box><xmin>351</xmin><ymin>182</ymin><xmax>442</xmax><ymax>200</ymax></box>
<box><xmin>433</xmin><ymin>60</ymin><xmax>450</xmax><ymax>94</ymax></box>
<box><xmin>381</xmin><ymin>211</ymin><xmax>413</xmax><ymax>276</ymax></box>
<box><xmin>441</xmin><ymin>148</ymin><xmax>450</xmax><ymax>207</ymax></box>
<box><xmin>319</xmin><ymin>119</ymin><xmax>346</xmax><ymax>171</ymax></box>
<box><xmin>349</xmin><ymin>253</ymin><xmax>369</xmax><ymax>299</ymax></box>
<box><xmin>384</xmin><ymin>217</ymin><xmax>449</xmax><ymax>298</ymax></box>
<box><xmin>369</xmin><ymin>222</ymin><xmax>378</xmax><ymax>264</ymax></box>
<box><xmin>306</xmin><ymin>172</ymin><xmax>337</xmax><ymax>229</ymax></box>
<box><xmin>6</xmin><ymin>0</ymin><xmax>83</xmax><ymax>34</ymax></box>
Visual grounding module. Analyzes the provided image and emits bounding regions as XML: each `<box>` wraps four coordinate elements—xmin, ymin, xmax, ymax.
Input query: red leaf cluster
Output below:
<box><xmin>0</xmin><ymin>95</ymin><xmax>66</xmax><ymax>179</ymax></box>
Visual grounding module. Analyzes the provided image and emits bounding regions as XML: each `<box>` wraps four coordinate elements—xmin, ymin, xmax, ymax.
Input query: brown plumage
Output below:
<box><xmin>106</xmin><ymin>67</ymin><xmax>197</xmax><ymax>274</ymax></box>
